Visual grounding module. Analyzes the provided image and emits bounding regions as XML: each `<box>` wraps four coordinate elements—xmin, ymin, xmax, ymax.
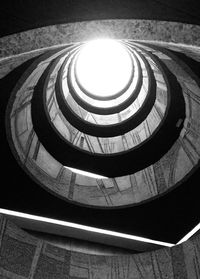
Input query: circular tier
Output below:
<box><xmin>6</xmin><ymin>38</ymin><xmax>200</xmax><ymax>208</ymax></box>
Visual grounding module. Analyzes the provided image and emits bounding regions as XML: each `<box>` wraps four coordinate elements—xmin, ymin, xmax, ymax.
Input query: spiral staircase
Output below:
<box><xmin>0</xmin><ymin>1</ymin><xmax>200</xmax><ymax>278</ymax></box>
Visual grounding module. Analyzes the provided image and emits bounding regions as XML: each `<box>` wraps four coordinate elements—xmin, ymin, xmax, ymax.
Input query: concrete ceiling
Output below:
<box><xmin>1</xmin><ymin>0</ymin><xmax>200</xmax><ymax>37</ymax></box>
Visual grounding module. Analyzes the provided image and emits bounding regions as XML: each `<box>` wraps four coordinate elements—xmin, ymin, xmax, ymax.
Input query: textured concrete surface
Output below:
<box><xmin>0</xmin><ymin>214</ymin><xmax>200</xmax><ymax>278</ymax></box>
<box><xmin>0</xmin><ymin>20</ymin><xmax>200</xmax><ymax>58</ymax></box>
<box><xmin>0</xmin><ymin>19</ymin><xmax>199</xmax><ymax>207</ymax></box>
<box><xmin>4</xmin><ymin>39</ymin><xmax>200</xmax><ymax>207</ymax></box>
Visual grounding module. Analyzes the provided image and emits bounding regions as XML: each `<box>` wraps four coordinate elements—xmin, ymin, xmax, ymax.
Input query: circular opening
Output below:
<box><xmin>75</xmin><ymin>39</ymin><xmax>133</xmax><ymax>98</ymax></box>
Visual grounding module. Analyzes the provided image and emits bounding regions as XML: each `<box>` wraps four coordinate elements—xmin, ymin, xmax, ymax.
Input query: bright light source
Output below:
<box><xmin>65</xmin><ymin>166</ymin><xmax>108</xmax><ymax>179</ymax></box>
<box><xmin>75</xmin><ymin>39</ymin><xmax>133</xmax><ymax>98</ymax></box>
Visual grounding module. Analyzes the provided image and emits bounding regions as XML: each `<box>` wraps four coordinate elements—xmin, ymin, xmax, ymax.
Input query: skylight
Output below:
<box><xmin>75</xmin><ymin>39</ymin><xmax>133</xmax><ymax>98</ymax></box>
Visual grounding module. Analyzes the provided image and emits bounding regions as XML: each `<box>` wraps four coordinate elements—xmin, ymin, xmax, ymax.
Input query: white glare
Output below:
<box><xmin>76</xmin><ymin>39</ymin><xmax>133</xmax><ymax>97</ymax></box>
<box><xmin>0</xmin><ymin>209</ymin><xmax>174</xmax><ymax>247</ymax></box>
<box><xmin>65</xmin><ymin>166</ymin><xmax>108</xmax><ymax>179</ymax></box>
<box><xmin>177</xmin><ymin>222</ymin><xmax>200</xmax><ymax>244</ymax></box>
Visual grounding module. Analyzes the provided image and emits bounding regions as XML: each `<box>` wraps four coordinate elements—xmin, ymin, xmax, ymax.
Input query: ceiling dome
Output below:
<box><xmin>75</xmin><ymin>39</ymin><xmax>133</xmax><ymax>98</ymax></box>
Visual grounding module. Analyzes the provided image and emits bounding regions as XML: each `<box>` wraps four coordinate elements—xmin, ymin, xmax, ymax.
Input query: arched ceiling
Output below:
<box><xmin>1</xmin><ymin>0</ymin><xmax>200</xmax><ymax>37</ymax></box>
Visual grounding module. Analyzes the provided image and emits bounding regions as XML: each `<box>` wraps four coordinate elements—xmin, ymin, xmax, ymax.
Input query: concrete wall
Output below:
<box><xmin>1</xmin><ymin>20</ymin><xmax>200</xmax><ymax>59</ymax></box>
<box><xmin>4</xmin><ymin>39</ymin><xmax>200</xmax><ymax>207</ymax></box>
<box><xmin>0</xmin><ymin>214</ymin><xmax>199</xmax><ymax>278</ymax></box>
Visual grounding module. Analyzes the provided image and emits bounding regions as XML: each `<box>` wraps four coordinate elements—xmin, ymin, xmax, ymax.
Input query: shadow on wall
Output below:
<box><xmin>0</xmin><ymin>214</ymin><xmax>199</xmax><ymax>278</ymax></box>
